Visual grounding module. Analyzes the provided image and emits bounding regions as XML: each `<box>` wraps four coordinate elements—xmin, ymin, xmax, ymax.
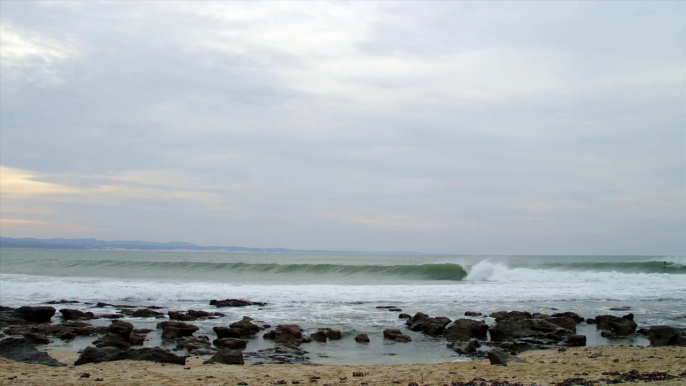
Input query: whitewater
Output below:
<box><xmin>0</xmin><ymin>249</ymin><xmax>684</xmax><ymax>364</ymax></box>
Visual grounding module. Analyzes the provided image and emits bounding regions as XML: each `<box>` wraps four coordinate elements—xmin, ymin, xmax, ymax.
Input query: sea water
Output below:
<box><xmin>0</xmin><ymin>249</ymin><xmax>684</xmax><ymax>364</ymax></box>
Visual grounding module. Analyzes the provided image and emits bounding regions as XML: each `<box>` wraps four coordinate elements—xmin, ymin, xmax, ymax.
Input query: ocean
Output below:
<box><xmin>0</xmin><ymin>249</ymin><xmax>684</xmax><ymax>364</ymax></box>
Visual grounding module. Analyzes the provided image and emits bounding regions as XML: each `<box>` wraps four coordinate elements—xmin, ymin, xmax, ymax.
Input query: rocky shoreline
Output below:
<box><xmin>1</xmin><ymin>299</ymin><xmax>685</xmax><ymax>368</ymax></box>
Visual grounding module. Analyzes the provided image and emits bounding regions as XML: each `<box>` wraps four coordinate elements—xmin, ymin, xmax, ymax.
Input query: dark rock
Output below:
<box><xmin>0</xmin><ymin>337</ymin><xmax>66</xmax><ymax>366</ymax></box>
<box><xmin>100</xmin><ymin>314</ymin><xmax>124</xmax><ymax>319</ymax></box>
<box><xmin>58</xmin><ymin>332</ymin><xmax>76</xmax><ymax>341</ymax></box>
<box><xmin>168</xmin><ymin>311</ymin><xmax>197</xmax><ymax>321</ymax></box>
<box><xmin>532</xmin><ymin>313</ymin><xmax>550</xmax><ymax>319</ymax></box>
<box><xmin>489</xmin><ymin>314</ymin><xmax>567</xmax><ymax>342</ymax></box>
<box><xmin>388</xmin><ymin>308</ymin><xmax>402</xmax><ymax>312</ymax></box>
<box><xmin>129</xmin><ymin>334</ymin><xmax>145</xmax><ymax>346</ymax></box>
<box><xmin>134</xmin><ymin>328</ymin><xmax>153</xmax><ymax>335</ymax></box>
<box><xmin>398</xmin><ymin>313</ymin><xmax>411</xmax><ymax>319</ymax></box>
<box><xmin>648</xmin><ymin>325</ymin><xmax>686</xmax><ymax>347</ymax></box>
<box><xmin>5</xmin><ymin>326</ymin><xmax>29</xmax><ymax>335</ymax></box>
<box><xmin>594</xmin><ymin>315</ymin><xmax>637</xmax><ymax>336</ymax></box>
<box><xmin>376</xmin><ymin>306</ymin><xmax>396</xmax><ymax>309</ymax></box>
<box><xmin>383</xmin><ymin>329</ymin><xmax>403</xmax><ymax>340</ymax></box>
<box><xmin>405</xmin><ymin>312</ymin><xmax>430</xmax><ymax>331</ymax></box>
<box><xmin>214</xmin><ymin>338</ymin><xmax>247</xmax><ymax>350</ymax></box>
<box><xmin>22</xmin><ymin>333</ymin><xmax>51</xmax><ymax>345</ymax></box>
<box><xmin>487</xmin><ymin>349</ymin><xmax>525</xmax><ymax>366</ymax></box>
<box><xmin>546</xmin><ymin>317</ymin><xmax>577</xmax><ymax>333</ymax></box>
<box><xmin>157</xmin><ymin>322</ymin><xmax>199</xmax><ymax>340</ymax></box>
<box><xmin>561</xmin><ymin>334</ymin><xmax>587</xmax><ymax>347</ymax></box>
<box><xmin>320</xmin><ymin>328</ymin><xmax>341</xmax><ymax>340</ymax></box>
<box><xmin>108</xmin><ymin>320</ymin><xmax>134</xmax><ymax>338</ymax></box>
<box><xmin>449</xmin><ymin>338</ymin><xmax>481</xmax><ymax>355</ymax></box>
<box><xmin>464</xmin><ymin>311</ymin><xmax>482</xmax><ymax>317</ymax></box>
<box><xmin>609</xmin><ymin>306</ymin><xmax>631</xmax><ymax>311</ymax></box>
<box><xmin>16</xmin><ymin>307</ymin><xmax>56</xmax><ymax>323</ymax></box>
<box><xmin>214</xmin><ymin>326</ymin><xmax>242</xmax><ymax>339</ymax></box>
<box><xmin>75</xmin><ymin>346</ymin><xmax>187</xmax><ymax>365</ymax></box>
<box><xmin>45</xmin><ymin>300</ymin><xmax>79</xmax><ymax>305</ymax></box>
<box><xmin>203</xmin><ymin>349</ymin><xmax>244</xmax><ymax>365</ymax></box>
<box><xmin>59</xmin><ymin>309</ymin><xmax>96</xmax><ymax>321</ymax></box>
<box><xmin>264</xmin><ymin>325</ymin><xmax>304</xmax><ymax>347</ymax></box>
<box><xmin>127</xmin><ymin>347</ymin><xmax>188</xmax><ymax>364</ymax></box>
<box><xmin>623</xmin><ymin>313</ymin><xmax>634</xmax><ymax>321</ymax></box>
<box><xmin>244</xmin><ymin>346</ymin><xmax>312</xmax><ymax>365</ymax></box>
<box><xmin>551</xmin><ymin>312</ymin><xmax>584</xmax><ymax>323</ymax></box>
<box><xmin>188</xmin><ymin>310</ymin><xmax>224</xmax><ymax>318</ymax></box>
<box><xmin>422</xmin><ymin>317</ymin><xmax>452</xmax><ymax>336</ymax></box>
<box><xmin>229</xmin><ymin>316</ymin><xmax>263</xmax><ymax>338</ymax></box>
<box><xmin>176</xmin><ymin>336</ymin><xmax>214</xmax><ymax>355</ymax></box>
<box><xmin>93</xmin><ymin>333</ymin><xmax>131</xmax><ymax>350</ymax></box>
<box><xmin>444</xmin><ymin>319</ymin><xmax>488</xmax><ymax>341</ymax></box>
<box><xmin>393</xmin><ymin>334</ymin><xmax>412</xmax><ymax>342</ymax></box>
<box><xmin>124</xmin><ymin>308</ymin><xmax>165</xmax><ymax>318</ymax></box>
<box><xmin>74</xmin><ymin>346</ymin><xmax>122</xmax><ymax>365</ymax></box>
<box><xmin>586</xmin><ymin>318</ymin><xmax>597</xmax><ymax>324</ymax></box>
<box><xmin>209</xmin><ymin>299</ymin><xmax>266</xmax><ymax>308</ymax></box>
<box><xmin>490</xmin><ymin>311</ymin><xmax>532</xmax><ymax>322</ymax></box>
<box><xmin>310</xmin><ymin>331</ymin><xmax>327</xmax><ymax>343</ymax></box>
<box><xmin>355</xmin><ymin>334</ymin><xmax>370</xmax><ymax>343</ymax></box>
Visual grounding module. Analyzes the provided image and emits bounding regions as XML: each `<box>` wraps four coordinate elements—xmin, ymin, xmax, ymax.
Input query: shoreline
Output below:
<box><xmin>1</xmin><ymin>346</ymin><xmax>685</xmax><ymax>385</ymax></box>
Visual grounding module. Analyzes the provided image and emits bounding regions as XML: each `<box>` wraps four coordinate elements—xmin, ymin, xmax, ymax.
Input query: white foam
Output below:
<box><xmin>464</xmin><ymin>260</ymin><xmax>682</xmax><ymax>283</ymax></box>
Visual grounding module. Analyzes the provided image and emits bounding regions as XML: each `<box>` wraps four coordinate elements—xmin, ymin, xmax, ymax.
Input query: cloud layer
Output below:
<box><xmin>1</xmin><ymin>1</ymin><xmax>684</xmax><ymax>254</ymax></box>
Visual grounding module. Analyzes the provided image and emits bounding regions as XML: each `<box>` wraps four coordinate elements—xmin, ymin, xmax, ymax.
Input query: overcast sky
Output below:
<box><xmin>1</xmin><ymin>1</ymin><xmax>684</xmax><ymax>254</ymax></box>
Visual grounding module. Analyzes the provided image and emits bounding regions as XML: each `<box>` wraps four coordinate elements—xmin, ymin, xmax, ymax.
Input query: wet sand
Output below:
<box><xmin>1</xmin><ymin>346</ymin><xmax>685</xmax><ymax>385</ymax></box>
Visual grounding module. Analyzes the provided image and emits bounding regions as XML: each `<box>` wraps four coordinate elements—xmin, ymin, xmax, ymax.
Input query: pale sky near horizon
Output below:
<box><xmin>1</xmin><ymin>1</ymin><xmax>684</xmax><ymax>254</ymax></box>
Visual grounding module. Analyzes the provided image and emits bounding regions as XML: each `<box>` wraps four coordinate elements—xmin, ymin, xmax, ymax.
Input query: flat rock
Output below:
<box><xmin>203</xmin><ymin>349</ymin><xmax>244</xmax><ymax>365</ymax></box>
<box><xmin>209</xmin><ymin>299</ymin><xmax>266</xmax><ymax>308</ymax></box>
<box><xmin>59</xmin><ymin>309</ymin><xmax>97</xmax><ymax>321</ymax></box>
<box><xmin>0</xmin><ymin>337</ymin><xmax>66</xmax><ymax>366</ymax></box>
<box><xmin>487</xmin><ymin>349</ymin><xmax>526</xmax><ymax>366</ymax></box>
<box><xmin>75</xmin><ymin>346</ymin><xmax>186</xmax><ymax>365</ymax></box>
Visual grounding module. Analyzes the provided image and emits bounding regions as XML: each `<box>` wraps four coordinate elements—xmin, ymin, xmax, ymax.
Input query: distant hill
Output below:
<box><xmin>0</xmin><ymin>237</ymin><xmax>421</xmax><ymax>255</ymax></box>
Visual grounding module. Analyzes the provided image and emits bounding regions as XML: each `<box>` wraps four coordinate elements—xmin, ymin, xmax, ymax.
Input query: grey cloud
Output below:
<box><xmin>1</xmin><ymin>1</ymin><xmax>684</xmax><ymax>254</ymax></box>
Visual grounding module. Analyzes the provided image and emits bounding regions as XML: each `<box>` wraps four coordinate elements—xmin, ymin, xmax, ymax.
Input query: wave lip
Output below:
<box><xmin>0</xmin><ymin>258</ymin><xmax>469</xmax><ymax>282</ymax></box>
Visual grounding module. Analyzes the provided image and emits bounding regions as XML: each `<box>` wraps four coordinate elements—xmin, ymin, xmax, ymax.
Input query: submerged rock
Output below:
<box><xmin>209</xmin><ymin>299</ymin><xmax>266</xmax><ymax>308</ymax></box>
<box><xmin>355</xmin><ymin>334</ymin><xmax>370</xmax><ymax>343</ymax></box>
<box><xmin>244</xmin><ymin>346</ymin><xmax>311</xmax><ymax>365</ymax></box>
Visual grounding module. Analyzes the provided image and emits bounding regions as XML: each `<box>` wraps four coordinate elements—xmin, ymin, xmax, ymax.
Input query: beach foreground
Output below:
<box><xmin>1</xmin><ymin>346</ymin><xmax>684</xmax><ymax>386</ymax></box>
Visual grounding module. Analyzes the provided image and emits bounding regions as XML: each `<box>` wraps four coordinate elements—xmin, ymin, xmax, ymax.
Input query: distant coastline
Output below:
<box><xmin>0</xmin><ymin>237</ymin><xmax>422</xmax><ymax>255</ymax></box>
